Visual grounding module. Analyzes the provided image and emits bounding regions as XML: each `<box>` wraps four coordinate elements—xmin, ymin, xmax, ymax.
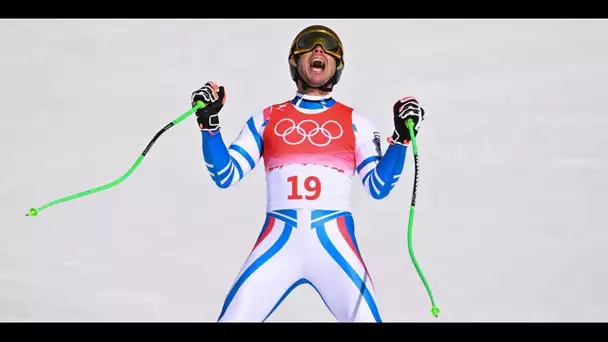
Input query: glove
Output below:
<box><xmin>391</xmin><ymin>96</ymin><xmax>425</xmax><ymax>145</ymax></box>
<box><xmin>191</xmin><ymin>81</ymin><xmax>226</xmax><ymax>131</ymax></box>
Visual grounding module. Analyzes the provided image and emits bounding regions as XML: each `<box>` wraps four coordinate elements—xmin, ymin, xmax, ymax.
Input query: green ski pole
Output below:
<box><xmin>26</xmin><ymin>101</ymin><xmax>207</xmax><ymax>217</ymax></box>
<box><xmin>406</xmin><ymin>118</ymin><xmax>440</xmax><ymax>318</ymax></box>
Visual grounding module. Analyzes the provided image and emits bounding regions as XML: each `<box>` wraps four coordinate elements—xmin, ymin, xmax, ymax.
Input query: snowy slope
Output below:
<box><xmin>1</xmin><ymin>19</ymin><xmax>607</xmax><ymax>321</ymax></box>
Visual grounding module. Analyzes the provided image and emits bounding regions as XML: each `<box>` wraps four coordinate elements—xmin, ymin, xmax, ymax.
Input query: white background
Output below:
<box><xmin>1</xmin><ymin>19</ymin><xmax>607</xmax><ymax>322</ymax></box>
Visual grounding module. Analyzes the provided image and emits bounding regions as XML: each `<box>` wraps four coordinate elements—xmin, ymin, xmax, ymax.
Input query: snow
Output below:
<box><xmin>1</xmin><ymin>18</ymin><xmax>607</xmax><ymax>322</ymax></box>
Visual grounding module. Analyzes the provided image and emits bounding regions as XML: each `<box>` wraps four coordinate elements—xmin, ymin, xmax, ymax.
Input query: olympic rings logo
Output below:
<box><xmin>273</xmin><ymin>118</ymin><xmax>343</xmax><ymax>147</ymax></box>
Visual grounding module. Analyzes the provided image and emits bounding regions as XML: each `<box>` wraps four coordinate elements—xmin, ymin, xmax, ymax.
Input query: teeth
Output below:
<box><xmin>311</xmin><ymin>58</ymin><xmax>325</xmax><ymax>71</ymax></box>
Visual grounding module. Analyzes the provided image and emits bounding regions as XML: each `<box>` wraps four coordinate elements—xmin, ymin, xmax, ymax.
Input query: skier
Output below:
<box><xmin>190</xmin><ymin>25</ymin><xmax>425</xmax><ymax>322</ymax></box>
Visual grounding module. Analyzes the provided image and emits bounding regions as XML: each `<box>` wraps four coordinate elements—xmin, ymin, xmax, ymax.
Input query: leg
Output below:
<box><xmin>309</xmin><ymin>212</ymin><xmax>382</xmax><ymax>322</ymax></box>
<box><xmin>217</xmin><ymin>215</ymin><xmax>300</xmax><ymax>322</ymax></box>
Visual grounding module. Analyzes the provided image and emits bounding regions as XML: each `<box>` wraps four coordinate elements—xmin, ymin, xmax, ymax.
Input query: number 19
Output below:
<box><xmin>287</xmin><ymin>175</ymin><xmax>321</xmax><ymax>200</ymax></box>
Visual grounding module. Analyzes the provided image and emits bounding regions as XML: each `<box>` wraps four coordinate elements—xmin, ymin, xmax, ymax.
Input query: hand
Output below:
<box><xmin>191</xmin><ymin>81</ymin><xmax>226</xmax><ymax>131</ymax></box>
<box><xmin>391</xmin><ymin>96</ymin><xmax>425</xmax><ymax>145</ymax></box>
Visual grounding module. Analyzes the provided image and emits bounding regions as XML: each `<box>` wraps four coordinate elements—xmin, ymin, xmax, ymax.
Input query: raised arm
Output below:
<box><xmin>353</xmin><ymin>96</ymin><xmax>425</xmax><ymax>199</ymax></box>
<box><xmin>201</xmin><ymin>112</ymin><xmax>264</xmax><ymax>189</ymax></box>
<box><xmin>191</xmin><ymin>81</ymin><xmax>265</xmax><ymax>189</ymax></box>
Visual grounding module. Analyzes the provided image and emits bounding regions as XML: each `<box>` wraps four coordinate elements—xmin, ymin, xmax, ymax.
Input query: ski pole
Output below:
<box><xmin>26</xmin><ymin>101</ymin><xmax>207</xmax><ymax>217</ymax></box>
<box><xmin>406</xmin><ymin>118</ymin><xmax>440</xmax><ymax>318</ymax></box>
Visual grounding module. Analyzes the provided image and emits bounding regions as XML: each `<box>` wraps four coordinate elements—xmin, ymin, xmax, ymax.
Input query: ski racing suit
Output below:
<box><xmin>201</xmin><ymin>93</ymin><xmax>407</xmax><ymax>322</ymax></box>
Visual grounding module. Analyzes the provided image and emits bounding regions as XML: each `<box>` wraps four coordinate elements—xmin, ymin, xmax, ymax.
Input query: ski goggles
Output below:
<box><xmin>291</xmin><ymin>29</ymin><xmax>344</xmax><ymax>61</ymax></box>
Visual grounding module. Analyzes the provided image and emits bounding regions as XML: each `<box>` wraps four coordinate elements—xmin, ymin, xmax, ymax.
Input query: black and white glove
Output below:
<box><xmin>391</xmin><ymin>96</ymin><xmax>425</xmax><ymax>145</ymax></box>
<box><xmin>191</xmin><ymin>81</ymin><xmax>226</xmax><ymax>131</ymax></box>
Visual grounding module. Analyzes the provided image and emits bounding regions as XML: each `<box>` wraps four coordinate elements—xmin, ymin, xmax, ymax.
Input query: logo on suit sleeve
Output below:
<box><xmin>373</xmin><ymin>131</ymin><xmax>382</xmax><ymax>156</ymax></box>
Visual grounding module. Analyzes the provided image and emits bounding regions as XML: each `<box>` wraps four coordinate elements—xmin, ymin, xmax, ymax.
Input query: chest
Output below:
<box><xmin>262</xmin><ymin>106</ymin><xmax>355</xmax><ymax>156</ymax></box>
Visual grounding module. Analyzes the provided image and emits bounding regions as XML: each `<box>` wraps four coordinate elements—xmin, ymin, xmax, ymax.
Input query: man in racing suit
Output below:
<box><xmin>190</xmin><ymin>25</ymin><xmax>425</xmax><ymax>322</ymax></box>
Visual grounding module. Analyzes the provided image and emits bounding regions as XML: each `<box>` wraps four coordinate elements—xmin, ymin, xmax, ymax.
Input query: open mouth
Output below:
<box><xmin>310</xmin><ymin>57</ymin><xmax>326</xmax><ymax>72</ymax></box>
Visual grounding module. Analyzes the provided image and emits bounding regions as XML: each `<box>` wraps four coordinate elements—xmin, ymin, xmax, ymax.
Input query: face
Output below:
<box><xmin>296</xmin><ymin>46</ymin><xmax>337</xmax><ymax>88</ymax></box>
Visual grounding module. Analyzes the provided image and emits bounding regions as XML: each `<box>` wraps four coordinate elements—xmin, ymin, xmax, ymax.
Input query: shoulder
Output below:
<box><xmin>331</xmin><ymin>101</ymin><xmax>371</xmax><ymax>126</ymax></box>
<box><xmin>351</xmin><ymin>110</ymin><xmax>382</xmax><ymax>154</ymax></box>
<box><xmin>323</xmin><ymin>100</ymin><xmax>377</xmax><ymax>132</ymax></box>
<box><xmin>260</xmin><ymin>99</ymin><xmax>292</xmax><ymax>120</ymax></box>
<box><xmin>331</xmin><ymin>100</ymin><xmax>355</xmax><ymax>113</ymax></box>
<box><xmin>245</xmin><ymin>99</ymin><xmax>290</xmax><ymax>124</ymax></box>
<box><xmin>244</xmin><ymin>99</ymin><xmax>293</xmax><ymax>134</ymax></box>
<box><xmin>351</xmin><ymin>109</ymin><xmax>378</xmax><ymax>134</ymax></box>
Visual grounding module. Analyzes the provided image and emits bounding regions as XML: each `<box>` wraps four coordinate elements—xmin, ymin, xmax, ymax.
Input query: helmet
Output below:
<box><xmin>288</xmin><ymin>25</ymin><xmax>345</xmax><ymax>91</ymax></box>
